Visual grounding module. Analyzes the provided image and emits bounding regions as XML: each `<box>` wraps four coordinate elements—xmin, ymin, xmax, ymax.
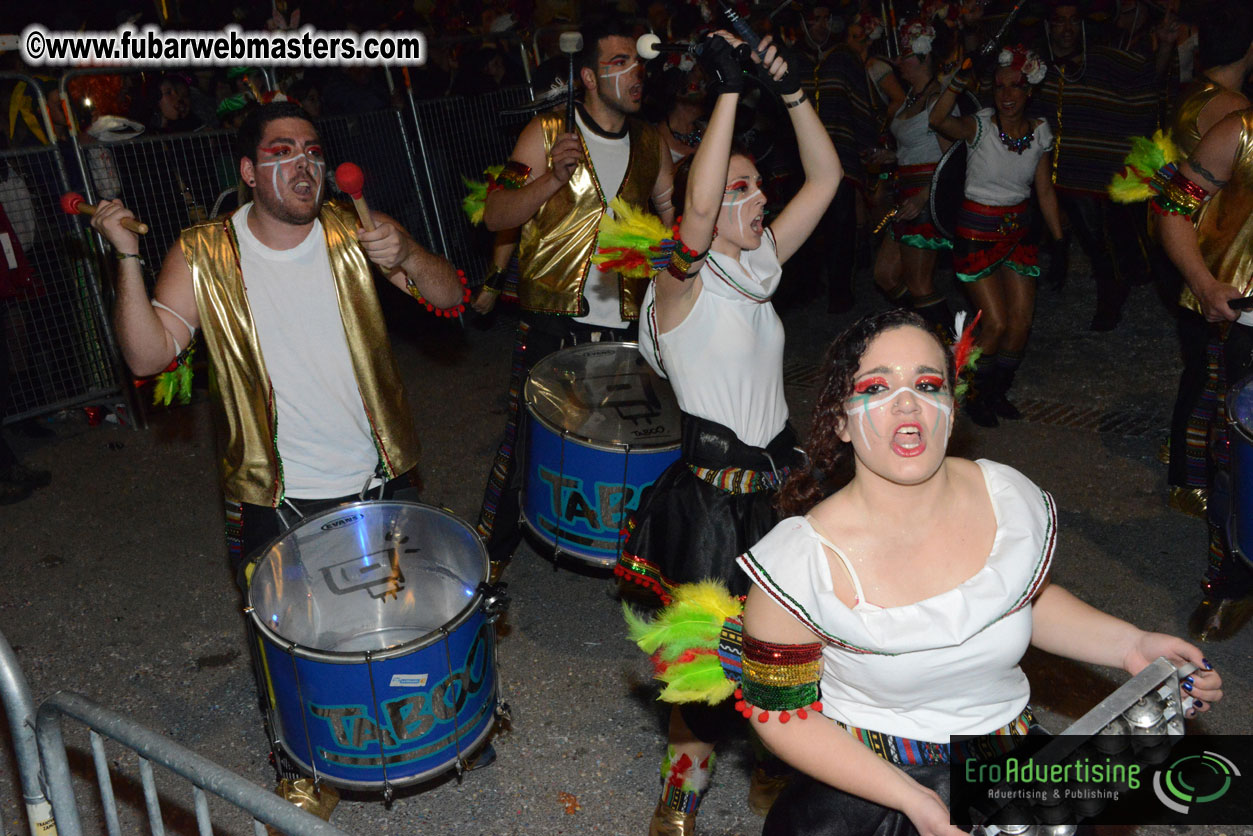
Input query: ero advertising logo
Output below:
<box><xmin>1153</xmin><ymin>751</ymin><xmax>1241</xmax><ymax>815</ymax></box>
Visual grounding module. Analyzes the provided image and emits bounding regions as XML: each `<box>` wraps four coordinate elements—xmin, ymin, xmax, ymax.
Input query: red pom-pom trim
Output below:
<box><xmin>779</xmin><ymin>711</ymin><xmax>791</xmax><ymax>723</ymax></box>
<box><xmin>797</xmin><ymin>708</ymin><xmax>808</xmax><ymax>720</ymax></box>
<box><xmin>757</xmin><ymin>711</ymin><xmax>770</xmax><ymax>723</ymax></box>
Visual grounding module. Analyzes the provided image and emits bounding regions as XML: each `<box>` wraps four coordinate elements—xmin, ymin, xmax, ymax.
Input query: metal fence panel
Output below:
<box><xmin>36</xmin><ymin>691</ymin><xmax>352</xmax><ymax>836</ymax></box>
<box><xmin>314</xmin><ymin>109</ymin><xmax>430</xmax><ymax>249</ymax></box>
<box><xmin>0</xmin><ymin>629</ymin><xmax>56</xmax><ymax>836</ymax></box>
<box><xmin>406</xmin><ymin>86</ymin><xmax>532</xmax><ymax>283</ymax></box>
<box><xmin>1</xmin><ymin>143</ymin><xmax>125</xmax><ymax>425</ymax></box>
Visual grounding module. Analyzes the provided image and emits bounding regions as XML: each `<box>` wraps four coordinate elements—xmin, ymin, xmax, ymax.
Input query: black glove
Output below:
<box><xmin>698</xmin><ymin>34</ymin><xmax>745</xmax><ymax>96</ymax></box>
<box><xmin>754</xmin><ymin>41</ymin><xmax>801</xmax><ymax>97</ymax></box>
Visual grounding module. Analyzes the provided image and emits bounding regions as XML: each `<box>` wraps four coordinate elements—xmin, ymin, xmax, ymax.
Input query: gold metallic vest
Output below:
<box><xmin>180</xmin><ymin>202</ymin><xmax>420</xmax><ymax>506</ymax></box>
<box><xmin>1170</xmin><ymin>79</ymin><xmax>1225</xmax><ymax>160</ymax></box>
<box><xmin>516</xmin><ymin>110</ymin><xmax>662</xmax><ymax>319</ymax></box>
<box><xmin>1180</xmin><ymin>110</ymin><xmax>1253</xmax><ymax>315</ymax></box>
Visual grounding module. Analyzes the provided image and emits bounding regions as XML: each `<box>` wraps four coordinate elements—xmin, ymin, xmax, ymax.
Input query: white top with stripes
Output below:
<box><xmin>639</xmin><ymin>229</ymin><xmax>788</xmax><ymax>449</ymax></box>
<box><xmin>737</xmin><ymin>459</ymin><xmax>1056</xmax><ymax>742</ymax></box>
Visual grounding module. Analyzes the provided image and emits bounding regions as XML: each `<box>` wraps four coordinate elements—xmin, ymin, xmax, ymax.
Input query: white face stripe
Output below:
<box><xmin>599</xmin><ymin>60</ymin><xmax>639</xmax><ymax>97</ymax></box>
<box><xmin>257</xmin><ymin>152</ymin><xmax>325</xmax><ymax>203</ymax></box>
<box><xmin>846</xmin><ymin>386</ymin><xmax>952</xmax><ymax>449</ymax></box>
<box><xmin>722</xmin><ymin>188</ymin><xmax>763</xmax><ymax>237</ymax></box>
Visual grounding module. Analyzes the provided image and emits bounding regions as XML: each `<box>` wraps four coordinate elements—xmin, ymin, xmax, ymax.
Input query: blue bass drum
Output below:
<box><xmin>1227</xmin><ymin>377</ymin><xmax>1253</xmax><ymax>569</ymax></box>
<box><xmin>247</xmin><ymin>501</ymin><xmax>503</xmax><ymax>791</ymax></box>
<box><xmin>522</xmin><ymin>342</ymin><xmax>682</xmax><ymax>567</ymax></box>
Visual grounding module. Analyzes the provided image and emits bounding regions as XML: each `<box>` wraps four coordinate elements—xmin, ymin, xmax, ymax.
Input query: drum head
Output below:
<box><xmin>930</xmin><ymin>140</ymin><xmax>967</xmax><ymax>242</ymax></box>
<box><xmin>1229</xmin><ymin>375</ymin><xmax>1253</xmax><ymax>440</ymax></box>
<box><xmin>248</xmin><ymin>501</ymin><xmax>487</xmax><ymax>657</ymax></box>
<box><xmin>524</xmin><ymin>342</ymin><xmax>682</xmax><ymax>448</ymax></box>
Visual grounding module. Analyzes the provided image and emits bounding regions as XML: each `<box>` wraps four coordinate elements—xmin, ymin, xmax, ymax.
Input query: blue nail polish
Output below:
<box><xmin>1184</xmin><ymin>675</ymin><xmax>1195</xmax><ymax>686</ymax></box>
<box><xmin>1194</xmin><ymin>699</ymin><xmax>1204</xmax><ymax>708</ymax></box>
<box><xmin>1203</xmin><ymin>658</ymin><xmax>1213</xmax><ymax>670</ymax></box>
<box><xmin>1182</xmin><ymin>681</ymin><xmax>1193</xmax><ymax>692</ymax></box>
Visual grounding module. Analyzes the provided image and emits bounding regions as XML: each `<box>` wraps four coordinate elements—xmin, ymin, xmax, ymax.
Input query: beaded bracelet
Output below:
<box><xmin>1149</xmin><ymin>163</ymin><xmax>1208</xmax><ymax>217</ymax></box>
<box><xmin>407</xmin><ymin>268</ymin><xmax>472</xmax><ymax>318</ymax></box>
<box><xmin>666</xmin><ymin>235</ymin><xmax>707</xmax><ymax>281</ymax></box>
<box><xmin>487</xmin><ymin>160</ymin><xmax>531</xmax><ymax>193</ymax></box>
<box><xmin>736</xmin><ymin>634</ymin><xmax>824</xmax><ymax>723</ymax></box>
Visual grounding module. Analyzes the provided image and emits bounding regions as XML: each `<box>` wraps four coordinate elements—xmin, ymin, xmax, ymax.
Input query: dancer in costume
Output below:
<box><xmin>736</xmin><ymin>310</ymin><xmax>1220</xmax><ymax>834</ymax></box>
<box><xmin>88</xmin><ymin>100</ymin><xmax>464</xmax><ymax>814</ymax></box>
<box><xmin>929</xmin><ymin>48</ymin><xmax>1064</xmax><ymax>427</ymax></box>
<box><xmin>615</xmin><ymin>29</ymin><xmax>839</xmax><ymax>836</ymax></box>
<box><xmin>875</xmin><ymin>18</ymin><xmax>956</xmax><ymax>331</ymax></box>
<box><xmin>1158</xmin><ymin>2</ymin><xmax>1253</xmax><ymax>522</ymax></box>
<box><xmin>1158</xmin><ymin>106</ymin><xmax>1253</xmax><ymax>642</ymax></box>
<box><xmin>474</xmin><ymin>16</ymin><xmax>676</xmax><ymax>580</ymax></box>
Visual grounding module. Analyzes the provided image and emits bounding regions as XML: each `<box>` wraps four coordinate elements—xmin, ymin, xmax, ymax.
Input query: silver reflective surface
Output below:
<box><xmin>1230</xmin><ymin>374</ymin><xmax>1253</xmax><ymax>437</ymax></box>
<box><xmin>524</xmin><ymin>342</ymin><xmax>681</xmax><ymax>448</ymax></box>
<box><xmin>248</xmin><ymin>502</ymin><xmax>487</xmax><ymax>655</ymax></box>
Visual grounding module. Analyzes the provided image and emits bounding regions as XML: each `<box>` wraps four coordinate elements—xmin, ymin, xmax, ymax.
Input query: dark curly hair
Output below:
<box><xmin>775</xmin><ymin>309</ymin><xmax>956</xmax><ymax>517</ymax></box>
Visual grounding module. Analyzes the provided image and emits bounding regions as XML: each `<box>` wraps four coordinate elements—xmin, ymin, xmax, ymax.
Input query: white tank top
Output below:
<box><xmin>891</xmin><ymin>98</ymin><xmax>950</xmax><ymax>166</ymax></box>
<box><xmin>233</xmin><ymin>204</ymin><xmax>379</xmax><ymax>499</ymax></box>
<box><xmin>639</xmin><ymin>229</ymin><xmax>789</xmax><ymax>448</ymax></box>
<box><xmin>576</xmin><ymin>109</ymin><xmax>631</xmax><ymax>329</ymax></box>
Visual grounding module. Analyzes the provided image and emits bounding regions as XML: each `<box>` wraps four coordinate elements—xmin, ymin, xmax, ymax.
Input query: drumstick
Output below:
<box><xmin>334</xmin><ymin>162</ymin><xmax>374</xmax><ymax>231</ymax></box>
<box><xmin>60</xmin><ymin>192</ymin><xmax>149</xmax><ymax>234</ymax></box>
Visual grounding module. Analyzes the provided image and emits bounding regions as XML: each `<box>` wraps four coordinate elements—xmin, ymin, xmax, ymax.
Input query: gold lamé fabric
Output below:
<box><xmin>1179</xmin><ymin>110</ymin><xmax>1253</xmax><ymax>316</ymax></box>
<box><xmin>516</xmin><ymin>110</ymin><xmax>662</xmax><ymax>319</ymax></box>
<box><xmin>181</xmin><ymin>201</ymin><xmax>419</xmax><ymax>507</ymax></box>
<box><xmin>1169</xmin><ymin>79</ymin><xmax>1225</xmax><ymax>160</ymax></box>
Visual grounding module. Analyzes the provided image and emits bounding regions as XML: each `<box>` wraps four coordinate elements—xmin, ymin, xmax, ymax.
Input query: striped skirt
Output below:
<box><xmin>953</xmin><ymin>199</ymin><xmax>1039</xmax><ymax>282</ymax></box>
<box><xmin>891</xmin><ymin>163</ymin><xmax>951</xmax><ymax>251</ymax></box>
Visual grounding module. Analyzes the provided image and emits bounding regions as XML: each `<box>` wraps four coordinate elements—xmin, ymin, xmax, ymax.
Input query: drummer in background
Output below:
<box><xmin>475</xmin><ymin>14</ymin><xmax>676</xmax><ymax>582</ymax></box>
<box><xmin>88</xmin><ymin>101</ymin><xmax>463</xmax><ymax>812</ymax></box>
<box><xmin>928</xmin><ymin>47</ymin><xmax>1065</xmax><ymax>428</ymax></box>
<box><xmin>615</xmin><ymin>29</ymin><xmax>840</xmax><ymax>835</ymax></box>
<box><xmin>874</xmin><ymin>17</ymin><xmax>957</xmax><ymax>333</ymax></box>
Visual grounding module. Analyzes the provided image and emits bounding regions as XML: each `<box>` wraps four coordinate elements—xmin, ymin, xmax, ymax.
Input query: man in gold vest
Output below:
<box><xmin>475</xmin><ymin>16</ymin><xmax>676</xmax><ymax>578</ymax></box>
<box><xmin>89</xmin><ymin>102</ymin><xmax>463</xmax><ymax>572</ymax></box>
<box><xmin>1160</xmin><ymin>2</ymin><xmax>1252</xmax><ymax>527</ymax></box>
<box><xmin>1159</xmin><ymin>106</ymin><xmax>1253</xmax><ymax>642</ymax></box>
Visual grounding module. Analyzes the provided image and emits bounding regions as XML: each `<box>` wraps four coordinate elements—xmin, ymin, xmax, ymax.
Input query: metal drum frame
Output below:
<box><xmin>244</xmin><ymin>501</ymin><xmax>508</xmax><ymax>798</ymax></box>
<box><xmin>520</xmin><ymin>342</ymin><xmax>681</xmax><ymax>569</ymax></box>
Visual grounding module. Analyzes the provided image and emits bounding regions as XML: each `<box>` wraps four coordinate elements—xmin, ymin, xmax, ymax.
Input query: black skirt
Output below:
<box><xmin>616</xmin><ymin>415</ymin><xmax>800</xmax><ymax>604</ymax></box>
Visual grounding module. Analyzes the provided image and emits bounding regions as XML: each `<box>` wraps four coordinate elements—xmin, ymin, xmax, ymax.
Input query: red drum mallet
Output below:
<box><xmin>60</xmin><ymin>192</ymin><xmax>149</xmax><ymax>234</ymax></box>
<box><xmin>334</xmin><ymin>162</ymin><xmax>374</xmax><ymax>231</ymax></box>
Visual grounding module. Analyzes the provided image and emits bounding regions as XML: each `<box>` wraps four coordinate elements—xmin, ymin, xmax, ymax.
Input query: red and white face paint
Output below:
<box><xmin>256</xmin><ymin>143</ymin><xmax>325</xmax><ymax>205</ymax></box>
<box><xmin>717</xmin><ymin>156</ymin><xmax>767</xmax><ymax>250</ymax></box>
<box><xmin>841</xmin><ymin>327</ymin><xmax>953</xmax><ymax>481</ymax></box>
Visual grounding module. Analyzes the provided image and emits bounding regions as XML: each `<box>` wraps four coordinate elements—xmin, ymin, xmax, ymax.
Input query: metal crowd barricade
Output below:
<box><xmin>0</xmin><ymin>73</ymin><xmax>133</xmax><ymax>427</ymax></box>
<box><xmin>314</xmin><ymin>108</ymin><xmax>433</xmax><ymax>252</ymax></box>
<box><xmin>402</xmin><ymin>85</ymin><xmax>532</xmax><ymax>282</ymax></box>
<box><xmin>36</xmin><ymin>692</ymin><xmax>353</xmax><ymax>836</ymax></box>
<box><xmin>2</xmin><ymin>627</ymin><xmax>349</xmax><ymax>836</ymax></box>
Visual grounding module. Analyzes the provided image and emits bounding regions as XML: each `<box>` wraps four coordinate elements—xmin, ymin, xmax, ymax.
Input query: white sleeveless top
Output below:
<box><xmin>234</xmin><ymin>204</ymin><xmax>379</xmax><ymax>499</ymax></box>
<box><xmin>891</xmin><ymin>98</ymin><xmax>951</xmax><ymax>167</ymax></box>
<box><xmin>964</xmin><ymin>109</ymin><xmax>1054</xmax><ymax>206</ymax></box>
<box><xmin>737</xmin><ymin>460</ymin><xmax>1056</xmax><ymax>741</ymax></box>
<box><xmin>639</xmin><ymin>229</ymin><xmax>789</xmax><ymax>448</ymax></box>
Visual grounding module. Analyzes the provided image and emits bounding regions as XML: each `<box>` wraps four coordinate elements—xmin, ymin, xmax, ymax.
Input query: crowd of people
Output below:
<box><xmin>1</xmin><ymin>0</ymin><xmax>1248</xmax><ymax>833</ymax></box>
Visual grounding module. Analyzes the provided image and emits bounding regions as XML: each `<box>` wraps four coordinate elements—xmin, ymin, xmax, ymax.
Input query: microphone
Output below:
<box><xmin>636</xmin><ymin>34</ymin><xmax>703</xmax><ymax>61</ymax></box>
